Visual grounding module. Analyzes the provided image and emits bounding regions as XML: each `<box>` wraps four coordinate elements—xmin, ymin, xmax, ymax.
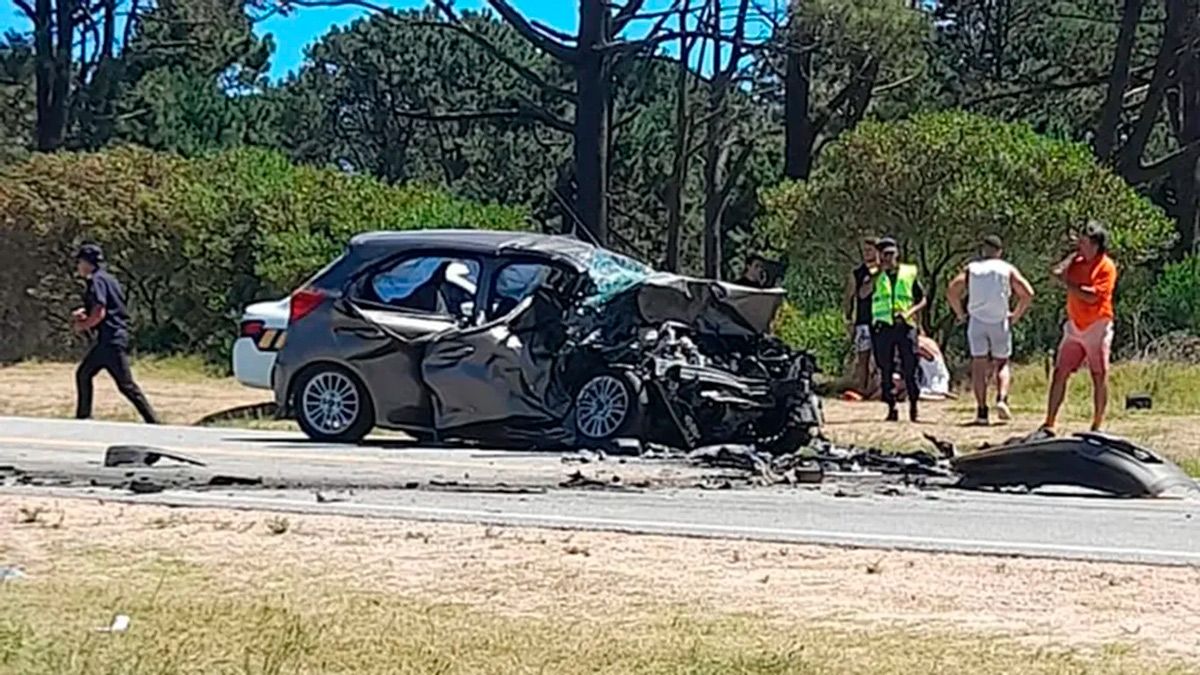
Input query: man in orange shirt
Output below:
<box><xmin>1043</xmin><ymin>221</ymin><xmax>1118</xmax><ymax>433</ymax></box>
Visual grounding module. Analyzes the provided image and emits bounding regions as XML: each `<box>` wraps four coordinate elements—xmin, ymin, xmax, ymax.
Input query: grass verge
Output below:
<box><xmin>0</xmin><ymin>552</ymin><xmax>1188</xmax><ymax>675</ymax></box>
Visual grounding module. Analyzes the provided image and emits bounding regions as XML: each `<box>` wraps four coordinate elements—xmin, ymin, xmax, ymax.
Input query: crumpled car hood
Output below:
<box><xmin>625</xmin><ymin>273</ymin><xmax>785</xmax><ymax>337</ymax></box>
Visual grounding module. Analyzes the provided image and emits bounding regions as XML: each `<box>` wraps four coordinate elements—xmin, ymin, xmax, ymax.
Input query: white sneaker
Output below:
<box><xmin>996</xmin><ymin>400</ymin><xmax>1013</xmax><ymax>421</ymax></box>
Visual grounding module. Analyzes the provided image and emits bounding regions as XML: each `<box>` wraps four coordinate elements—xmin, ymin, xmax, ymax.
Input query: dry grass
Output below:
<box><xmin>0</xmin><ymin>357</ymin><xmax>268</xmax><ymax>426</ymax></box>
<box><xmin>823</xmin><ymin>361</ymin><xmax>1200</xmax><ymax>472</ymax></box>
<box><xmin>2</xmin><ymin>496</ymin><xmax>1200</xmax><ymax>674</ymax></box>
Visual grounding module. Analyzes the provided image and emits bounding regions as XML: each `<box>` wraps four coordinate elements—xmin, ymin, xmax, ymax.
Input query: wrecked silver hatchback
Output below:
<box><xmin>274</xmin><ymin>231</ymin><xmax>823</xmax><ymax>451</ymax></box>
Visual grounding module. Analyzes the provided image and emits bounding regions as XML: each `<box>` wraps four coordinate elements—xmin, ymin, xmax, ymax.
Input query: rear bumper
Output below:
<box><xmin>232</xmin><ymin>338</ymin><xmax>276</xmax><ymax>390</ymax></box>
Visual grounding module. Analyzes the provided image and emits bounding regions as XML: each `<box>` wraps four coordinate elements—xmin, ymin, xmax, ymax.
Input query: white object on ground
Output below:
<box><xmin>918</xmin><ymin>352</ymin><xmax>951</xmax><ymax>400</ymax></box>
<box><xmin>0</xmin><ymin>565</ymin><xmax>27</xmax><ymax>583</ymax></box>
<box><xmin>97</xmin><ymin>614</ymin><xmax>131</xmax><ymax>633</ymax></box>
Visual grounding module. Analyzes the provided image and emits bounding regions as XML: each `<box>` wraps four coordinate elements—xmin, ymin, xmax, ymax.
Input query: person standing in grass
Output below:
<box><xmin>72</xmin><ymin>243</ymin><xmax>160</xmax><ymax>424</ymax></box>
<box><xmin>948</xmin><ymin>235</ymin><xmax>1035</xmax><ymax>426</ymax></box>
<box><xmin>1042</xmin><ymin>221</ymin><xmax>1118</xmax><ymax>433</ymax></box>
<box><xmin>861</xmin><ymin>237</ymin><xmax>927</xmax><ymax>422</ymax></box>
<box><xmin>844</xmin><ymin>237</ymin><xmax>880</xmax><ymax>395</ymax></box>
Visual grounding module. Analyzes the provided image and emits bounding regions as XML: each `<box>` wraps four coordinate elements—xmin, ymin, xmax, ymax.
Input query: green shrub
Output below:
<box><xmin>772</xmin><ymin>303</ymin><xmax>850</xmax><ymax>375</ymax></box>
<box><xmin>0</xmin><ymin>147</ymin><xmax>527</xmax><ymax>364</ymax></box>
<box><xmin>760</xmin><ymin>111</ymin><xmax>1176</xmax><ymax>357</ymax></box>
<box><xmin>1151</xmin><ymin>255</ymin><xmax>1200</xmax><ymax>335</ymax></box>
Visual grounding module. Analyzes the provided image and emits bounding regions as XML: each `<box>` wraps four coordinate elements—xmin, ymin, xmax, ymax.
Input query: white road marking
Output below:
<box><xmin>8</xmin><ymin>488</ymin><xmax>1199</xmax><ymax>564</ymax></box>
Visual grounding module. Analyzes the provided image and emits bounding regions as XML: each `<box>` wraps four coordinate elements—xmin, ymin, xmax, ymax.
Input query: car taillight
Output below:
<box><xmin>240</xmin><ymin>320</ymin><xmax>265</xmax><ymax>339</ymax></box>
<box><xmin>290</xmin><ymin>288</ymin><xmax>326</xmax><ymax>323</ymax></box>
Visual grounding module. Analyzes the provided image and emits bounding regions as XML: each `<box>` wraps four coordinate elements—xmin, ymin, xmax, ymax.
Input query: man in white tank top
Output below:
<box><xmin>948</xmin><ymin>235</ymin><xmax>1035</xmax><ymax>425</ymax></box>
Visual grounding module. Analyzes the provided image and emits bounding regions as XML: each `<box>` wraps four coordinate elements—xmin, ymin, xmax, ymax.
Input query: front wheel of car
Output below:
<box><xmin>294</xmin><ymin>366</ymin><xmax>374</xmax><ymax>443</ymax></box>
<box><xmin>574</xmin><ymin>371</ymin><xmax>645</xmax><ymax>444</ymax></box>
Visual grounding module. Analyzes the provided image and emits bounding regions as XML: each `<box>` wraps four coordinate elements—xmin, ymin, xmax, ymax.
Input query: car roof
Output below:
<box><xmin>348</xmin><ymin>229</ymin><xmax>599</xmax><ymax>264</ymax></box>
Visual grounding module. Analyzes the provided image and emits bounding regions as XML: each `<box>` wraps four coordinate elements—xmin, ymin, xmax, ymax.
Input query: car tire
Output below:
<box><xmin>294</xmin><ymin>365</ymin><xmax>374</xmax><ymax>443</ymax></box>
<box><xmin>574</xmin><ymin>370</ymin><xmax>646</xmax><ymax>444</ymax></box>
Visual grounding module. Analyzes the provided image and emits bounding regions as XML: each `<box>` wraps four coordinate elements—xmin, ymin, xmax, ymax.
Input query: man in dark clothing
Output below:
<box><xmin>844</xmin><ymin>237</ymin><xmax>879</xmax><ymax>394</ymax></box>
<box><xmin>736</xmin><ymin>254</ymin><xmax>769</xmax><ymax>288</ymax></box>
<box><xmin>859</xmin><ymin>237</ymin><xmax>927</xmax><ymax>422</ymax></box>
<box><xmin>72</xmin><ymin>244</ymin><xmax>159</xmax><ymax>424</ymax></box>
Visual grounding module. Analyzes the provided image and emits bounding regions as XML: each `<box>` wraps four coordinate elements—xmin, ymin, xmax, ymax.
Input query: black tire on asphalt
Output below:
<box><xmin>293</xmin><ymin>365</ymin><xmax>375</xmax><ymax>444</ymax></box>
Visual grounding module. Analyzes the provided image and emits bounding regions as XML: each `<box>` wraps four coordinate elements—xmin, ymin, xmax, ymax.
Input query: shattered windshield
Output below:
<box><xmin>582</xmin><ymin>249</ymin><xmax>653</xmax><ymax>306</ymax></box>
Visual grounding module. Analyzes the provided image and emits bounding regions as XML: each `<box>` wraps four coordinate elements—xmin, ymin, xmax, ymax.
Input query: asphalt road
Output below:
<box><xmin>3</xmin><ymin>416</ymin><xmax>1199</xmax><ymax>565</ymax></box>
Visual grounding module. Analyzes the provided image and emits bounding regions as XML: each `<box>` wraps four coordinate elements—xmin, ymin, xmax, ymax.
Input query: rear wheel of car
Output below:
<box><xmin>295</xmin><ymin>366</ymin><xmax>374</xmax><ymax>443</ymax></box>
<box><xmin>574</xmin><ymin>371</ymin><xmax>645</xmax><ymax>443</ymax></box>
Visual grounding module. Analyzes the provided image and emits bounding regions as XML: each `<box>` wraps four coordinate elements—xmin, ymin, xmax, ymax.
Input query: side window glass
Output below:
<box><xmin>488</xmin><ymin>262</ymin><xmax>565</xmax><ymax>320</ymax></box>
<box><xmin>365</xmin><ymin>256</ymin><xmax>479</xmax><ymax>319</ymax></box>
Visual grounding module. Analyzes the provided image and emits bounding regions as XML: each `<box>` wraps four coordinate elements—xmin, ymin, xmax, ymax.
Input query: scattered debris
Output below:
<box><xmin>866</xmin><ymin>558</ymin><xmax>885</xmax><ymax>575</ymax></box>
<box><xmin>104</xmin><ymin>445</ymin><xmax>206</xmax><ymax>468</ymax></box>
<box><xmin>559</xmin><ymin>470</ymin><xmax>637</xmax><ymax>491</ymax></box>
<box><xmin>265</xmin><ymin>516</ymin><xmax>290</xmax><ymax>535</ymax></box>
<box><xmin>17</xmin><ymin>505</ymin><xmax>47</xmax><ymax>524</ymax></box>
<box><xmin>207</xmin><ymin>475</ymin><xmax>263</xmax><ymax>488</ymax></box>
<box><xmin>194</xmin><ymin>402</ymin><xmax>278</xmax><ymax>427</ymax></box>
<box><xmin>315</xmin><ymin>491</ymin><xmax>347</xmax><ymax>504</ymax></box>
<box><xmin>0</xmin><ymin>565</ymin><xmax>27</xmax><ymax>583</ymax></box>
<box><xmin>562</xmin><ymin>449</ymin><xmax>607</xmax><ymax>464</ymax></box>
<box><xmin>427</xmin><ymin>481</ymin><xmax>545</xmax><ymax>495</ymax></box>
<box><xmin>563</xmin><ymin>545</ymin><xmax>591</xmax><ymax>557</ymax></box>
<box><xmin>97</xmin><ymin>614</ymin><xmax>131</xmax><ymax>633</ymax></box>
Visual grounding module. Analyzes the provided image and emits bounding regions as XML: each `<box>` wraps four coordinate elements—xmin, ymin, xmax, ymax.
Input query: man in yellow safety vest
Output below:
<box><xmin>858</xmin><ymin>237</ymin><xmax>928</xmax><ymax>422</ymax></box>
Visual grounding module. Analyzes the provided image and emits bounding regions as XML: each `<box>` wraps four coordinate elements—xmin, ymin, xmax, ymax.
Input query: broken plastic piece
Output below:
<box><xmin>953</xmin><ymin>431</ymin><xmax>1200</xmax><ymax>498</ymax></box>
<box><xmin>104</xmin><ymin>446</ymin><xmax>206</xmax><ymax>468</ymax></box>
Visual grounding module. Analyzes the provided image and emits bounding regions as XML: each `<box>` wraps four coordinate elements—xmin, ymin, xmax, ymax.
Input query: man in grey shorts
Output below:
<box><xmin>948</xmin><ymin>235</ymin><xmax>1035</xmax><ymax>425</ymax></box>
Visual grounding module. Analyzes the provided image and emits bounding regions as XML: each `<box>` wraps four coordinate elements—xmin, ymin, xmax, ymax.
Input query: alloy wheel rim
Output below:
<box><xmin>301</xmin><ymin>371</ymin><xmax>360</xmax><ymax>435</ymax></box>
<box><xmin>576</xmin><ymin>375</ymin><xmax>630</xmax><ymax>439</ymax></box>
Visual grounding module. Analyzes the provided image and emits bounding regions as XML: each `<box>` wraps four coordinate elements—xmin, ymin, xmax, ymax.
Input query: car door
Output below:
<box><xmin>420</xmin><ymin>256</ymin><xmax>581</xmax><ymax>444</ymax></box>
<box><xmin>339</xmin><ymin>252</ymin><xmax>482</xmax><ymax>430</ymax></box>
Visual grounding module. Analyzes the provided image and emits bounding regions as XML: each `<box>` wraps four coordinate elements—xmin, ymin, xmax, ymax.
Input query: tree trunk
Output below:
<box><xmin>664</xmin><ymin>0</ymin><xmax>693</xmax><ymax>272</ymax></box>
<box><xmin>574</xmin><ymin>0</ymin><xmax>610</xmax><ymax>246</ymax></box>
<box><xmin>703</xmin><ymin>4</ymin><xmax>730</xmax><ymax>280</ymax></box>
<box><xmin>1094</xmin><ymin>0</ymin><xmax>1144</xmax><ymax>162</ymax></box>
<box><xmin>784</xmin><ymin>47</ymin><xmax>815</xmax><ymax>180</ymax></box>
<box><xmin>33</xmin><ymin>0</ymin><xmax>65</xmax><ymax>151</ymax></box>
<box><xmin>1173</xmin><ymin>38</ymin><xmax>1200</xmax><ymax>256</ymax></box>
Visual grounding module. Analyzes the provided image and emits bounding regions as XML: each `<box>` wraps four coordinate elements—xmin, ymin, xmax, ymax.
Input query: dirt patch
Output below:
<box><xmin>4</xmin><ymin>495</ymin><xmax>1200</xmax><ymax>660</ymax></box>
<box><xmin>0</xmin><ymin>361</ymin><xmax>266</xmax><ymax>425</ymax></box>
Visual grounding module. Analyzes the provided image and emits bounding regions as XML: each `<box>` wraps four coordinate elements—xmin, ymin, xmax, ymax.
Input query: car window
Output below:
<box><xmin>486</xmin><ymin>262</ymin><xmax>568</xmax><ymax>321</ymax></box>
<box><xmin>363</xmin><ymin>256</ymin><xmax>479</xmax><ymax>319</ymax></box>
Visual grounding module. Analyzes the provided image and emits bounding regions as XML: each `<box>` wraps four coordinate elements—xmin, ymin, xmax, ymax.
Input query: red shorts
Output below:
<box><xmin>1056</xmin><ymin>319</ymin><xmax>1113</xmax><ymax>375</ymax></box>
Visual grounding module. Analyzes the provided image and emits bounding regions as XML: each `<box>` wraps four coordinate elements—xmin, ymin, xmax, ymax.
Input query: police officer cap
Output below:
<box><xmin>877</xmin><ymin>237</ymin><xmax>899</xmax><ymax>252</ymax></box>
<box><xmin>75</xmin><ymin>243</ymin><xmax>105</xmax><ymax>265</ymax></box>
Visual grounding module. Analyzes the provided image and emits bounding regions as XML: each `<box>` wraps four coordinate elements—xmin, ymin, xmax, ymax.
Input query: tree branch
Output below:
<box><xmin>393</xmin><ymin>105</ymin><xmax>573</xmax><ymax>134</ymax></box>
<box><xmin>13</xmin><ymin>0</ymin><xmax>36</xmax><ymax>21</ymax></box>
<box><xmin>1121</xmin><ymin>138</ymin><xmax>1200</xmax><ymax>185</ymax></box>
<box><xmin>612</xmin><ymin>0</ymin><xmax>649</xmax><ymax>34</ymax></box>
<box><xmin>1094</xmin><ymin>0</ymin><xmax>1144</xmax><ymax>161</ymax></box>
<box><xmin>1118</xmin><ymin>0</ymin><xmax>1188</xmax><ymax>174</ymax></box>
<box><xmin>485</xmin><ymin>0</ymin><xmax>576</xmax><ymax>63</ymax></box>
<box><xmin>717</xmin><ymin>141</ymin><xmax>755</xmax><ymax>209</ymax></box>
<box><xmin>411</xmin><ymin>20</ymin><xmax>577</xmax><ymax>103</ymax></box>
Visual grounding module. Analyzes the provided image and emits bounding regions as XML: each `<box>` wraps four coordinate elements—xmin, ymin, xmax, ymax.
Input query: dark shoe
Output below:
<box><xmin>970</xmin><ymin>406</ymin><xmax>989</xmax><ymax>427</ymax></box>
<box><xmin>886</xmin><ymin>408</ymin><xmax>899</xmax><ymax>422</ymax></box>
<box><xmin>909</xmin><ymin>403</ymin><xmax>919</xmax><ymax>423</ymax></box>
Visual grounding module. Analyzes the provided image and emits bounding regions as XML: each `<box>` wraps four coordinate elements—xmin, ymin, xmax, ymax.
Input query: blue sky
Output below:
<box><xmin>1</xmin><ymin>1</ymin><xmax>684</xmax><ymax>82</ymax></box>
<box><xmin>260</xmin><ymin>1</ymin><xmax>578</xmax><ymax>79</ymax></box>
